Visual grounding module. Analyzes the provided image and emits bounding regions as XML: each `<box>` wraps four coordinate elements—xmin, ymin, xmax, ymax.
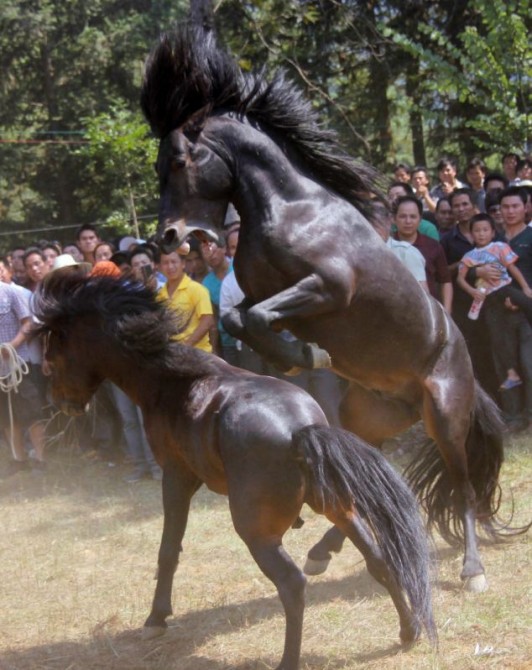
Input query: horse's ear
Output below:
<box><xmin>182</xmin><ymin>107</ymin><xmax>209</xmax><ymax>142</ymax></box>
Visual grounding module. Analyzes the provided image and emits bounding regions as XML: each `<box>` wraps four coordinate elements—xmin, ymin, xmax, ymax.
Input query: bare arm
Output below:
<box><xmin>416</xmin><ymin>184</ymin><xmax>437</xmax><ymax>213</ymax></box>
<box><xmin>9</xmin><ymin>316</ymin><xmax>31</xmax><ymax>350</ymax></box>
<box><xmin>507</xmin><ymin>264</ymin><xmax>532</xmax><ymax>297</ymax></box>
<box><xmin>183</xmin><ymin>314</ymin><xmax>215</xmax><ymax>348</ymax></box>
<box><xmin>2</xmin><ymin>316</ymin><xmax>31</xmax><ymax>359</ymax></box>
<box><xmin>456</xmin><ymin>267</ymin><xmax>485</xmax><ymax>301</ymax></box>
<box><xmin>441</xmin><ymin>282</ymin><xmax>453</xmax><ymax>313</ymax></box>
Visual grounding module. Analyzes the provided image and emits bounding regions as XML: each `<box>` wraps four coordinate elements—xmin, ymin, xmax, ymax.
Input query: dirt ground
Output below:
<box><xmin>0</xmin><ymin>427</ymin><xmax>530</xmax><ymax>670</ymax></box>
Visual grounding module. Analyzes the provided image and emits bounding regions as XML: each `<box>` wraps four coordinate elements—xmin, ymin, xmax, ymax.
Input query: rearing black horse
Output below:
<box><xmin>141</xmin><ymin>25</ymin><xmax>511</xmax><ymax>592</ymax></box>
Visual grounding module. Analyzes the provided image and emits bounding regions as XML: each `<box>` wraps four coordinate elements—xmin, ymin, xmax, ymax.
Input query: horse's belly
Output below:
<box><xmin>291</xmin><ymin>299</ymin><xmax>443</xmax><ymax>391</ymax></box>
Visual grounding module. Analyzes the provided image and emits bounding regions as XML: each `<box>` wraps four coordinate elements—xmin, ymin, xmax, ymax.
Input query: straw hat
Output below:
<box><xmin>43</xmin><ymin>254</ymin><xmax>92</xmax><ymax>285</ymax></box>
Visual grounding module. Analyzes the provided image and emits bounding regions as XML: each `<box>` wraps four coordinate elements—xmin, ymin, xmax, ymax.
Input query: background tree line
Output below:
<box><xmin>0</xmin><ymin>0</ymin><xmax>529</xmax><ymax>247</ymax></box>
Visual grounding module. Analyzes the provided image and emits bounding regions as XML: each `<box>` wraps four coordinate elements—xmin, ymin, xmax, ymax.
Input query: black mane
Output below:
<box><xmin>141</xmin><ymin>25</ymin><xmax>385</xmax><ymax>217</ymax></box>
<box><xmin>33</xmin><ymin>274</ymin><xmax>220</xmax><ymax>380</ymax></box>
<box><xmin>34</xmin><ymin>274</ymin><xmax>176</xmax><ymax>358</ymax></box>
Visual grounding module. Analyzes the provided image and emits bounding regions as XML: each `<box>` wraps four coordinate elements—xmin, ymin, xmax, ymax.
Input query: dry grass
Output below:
<box><xmin>0</xmin><ymin>432</ymin><xmax>530</xmax><ymax>670</ymax></box>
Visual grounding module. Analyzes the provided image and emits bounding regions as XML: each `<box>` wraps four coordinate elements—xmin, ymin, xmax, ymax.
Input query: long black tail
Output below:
<box><xmin>293</xmin><ymin>424</ymin><xmax>436</xmax><ymax>643</ymax></box>
<box><xmin>405</xmin><ymin>381</ymin><xmax>530</xmax><ymax>543</ymax></box>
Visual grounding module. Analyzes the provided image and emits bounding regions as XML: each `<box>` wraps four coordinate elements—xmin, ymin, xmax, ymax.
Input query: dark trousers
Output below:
<box><xmin>483</xmin><ymin>286</ymin><xmax>532</xmax><ymax>377</ymax></box>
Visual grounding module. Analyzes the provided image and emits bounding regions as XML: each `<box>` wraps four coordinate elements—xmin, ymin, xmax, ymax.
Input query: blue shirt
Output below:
<box><xmin>203</xmin><ymin>266</ymin><xmax>237</xmax><ymax>348</ymax></box>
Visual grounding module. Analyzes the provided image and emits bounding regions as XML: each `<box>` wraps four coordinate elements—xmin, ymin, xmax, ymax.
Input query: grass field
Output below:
<box><xmin>0</xmin><ymin>430</ymin><xmax>530</xmax><ymax>670</ymax></box>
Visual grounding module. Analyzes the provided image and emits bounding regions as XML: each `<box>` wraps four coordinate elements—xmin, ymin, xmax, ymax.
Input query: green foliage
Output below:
<box><xmin>0</xmin><ymin>0</ymin><xmax>187</xmax><ymax>247</ymax></box>
<box><xmin>381</xmin><ymin>0</ymin><xmax>531</xmax><ymax>159</ymax></box>
<box><xmin>76</xmin><ymin>105</ymin><xmax>159</xmax><ymax>237</ymax></box>
<box><xmin>0</xmin><ymin>0</ymin><xmax>530</xmax><ymax>249</ymax></box>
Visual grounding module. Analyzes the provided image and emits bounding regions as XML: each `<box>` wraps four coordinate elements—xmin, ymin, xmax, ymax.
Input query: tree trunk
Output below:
<box><xmin>405</xmin><ymin>57</ymin><xmax>426</xmax><ymax>166</ymax></box>
<box><xmin>369</xmin><ymin>57</ymin><xmax>392</xmax><ymax>167</ymax></box>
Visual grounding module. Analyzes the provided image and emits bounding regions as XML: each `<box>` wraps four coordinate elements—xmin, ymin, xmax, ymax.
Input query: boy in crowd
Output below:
<box><xmin>75</xmin><ymin>223</ymin><xmax>101</xmax><ymax>265</ymax></box>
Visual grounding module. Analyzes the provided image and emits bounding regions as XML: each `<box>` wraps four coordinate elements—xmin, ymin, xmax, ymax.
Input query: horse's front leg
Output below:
<box><xmin>143</xmin><ymin>463</ymin><xmax>202</xmax><ymax>637</ymax></box>
<box><xmin>223</xmin><ymin>273</ymin><xmax>349</xmax><ymax>372</ymax></box>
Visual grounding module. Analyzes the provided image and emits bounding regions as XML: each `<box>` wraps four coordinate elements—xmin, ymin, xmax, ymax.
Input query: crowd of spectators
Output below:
<box><xmin>1</xmin><ymin>151</ymin><xmax>531</xmax><ymax>479</ymax></box>
<box><xmin>390</xmin><ymin>152</ymin><xmax>532</xmax><ymax>430</ymax></box>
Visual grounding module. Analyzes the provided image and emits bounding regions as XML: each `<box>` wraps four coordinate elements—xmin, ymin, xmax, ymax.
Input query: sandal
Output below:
<box><xmin>500</xmin><ymin>378</ymin><xmax>523</xmax><ymax>391</ymax></box>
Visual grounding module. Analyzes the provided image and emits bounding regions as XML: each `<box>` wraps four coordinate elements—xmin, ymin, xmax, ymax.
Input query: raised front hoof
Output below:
<box><xmin>303</xmin><ymin>343</ymin><xmax>332</xmax><ymax>369</ymax></box>
<box><xmin>463</xmin><ymin>573</ymin><xmax>488</xmax><ymax>593</ymax></box>
<box><xmin>303</xmin><ymin>556</ymin><xmax>331</xmax><ymax>576</ymax></box>
<box><xmin>142</xmin><ymin>625</ymin><xmax>167</xmax><ymax>640</ymax></box>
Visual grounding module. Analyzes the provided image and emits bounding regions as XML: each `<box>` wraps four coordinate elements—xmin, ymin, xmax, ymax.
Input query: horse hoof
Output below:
<box><xmin>142</xmin><ymin>625</ymin><xmax>167</xmax><ymax>640</ymax></box>
<box><xmin>305</xmin><ymin>343</ymin><xmax>332</xmax><ymax>369</ymax></box>
<box><xmin>464</xmin><ymin>574</ymin><xmax>488</xmax><ymax>593</ymax></box>
<box><xmin>303</xmin><ymin>556</ymin><xmax>331</xmax><ymax>575</ymax></box>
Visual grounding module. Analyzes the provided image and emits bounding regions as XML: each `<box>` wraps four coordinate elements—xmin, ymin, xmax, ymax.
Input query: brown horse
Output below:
<box><xmin>140</xmin><ymin>25</ymin><xmax>515</xmax><ymax>592</ymax></box>
<box><xmin>35</xmin><ymin>274</ymin><xmax>435</xmax><ymax>670</ymax></box>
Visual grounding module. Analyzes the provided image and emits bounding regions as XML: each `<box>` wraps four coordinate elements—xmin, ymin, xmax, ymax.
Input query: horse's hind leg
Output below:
<box><xmin>421</xmin><ymin>374</ymin><xmax>487</xmax><ymax>592</ymax></box>
<box><xmin>143</xmin><ymin>463</ymin><xmax>201</xmax><ymax>637</ymax></box>
<box><xmin>245</xmin><ymin>538</ymin><xmax>306</xmax><ymax>670</ymax></box>
<box><xmin>229</xmin><ymin>483</ymin><xmax>306</xmax><ymax>670</ymax></box>
<box><xmin>334</xmin><ymin>512</ymin><xmax>422</xmax><ymax>645</ymax></box>
<box><xmin>304</xmin><ymin>526</ymin><xmax>347</xmax><ymax>575</ymax></box>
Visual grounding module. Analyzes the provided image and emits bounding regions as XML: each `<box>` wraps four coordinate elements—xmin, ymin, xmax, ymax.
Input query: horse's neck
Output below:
<box><xmin>215</xmin><ymin>118</ymin><xmax>316</xmax><ymax>221</ymax></box>
<box><xmin>96</xmin><ymin>351</ymin><xmax>151</xmax><ymax>407</ymax></box>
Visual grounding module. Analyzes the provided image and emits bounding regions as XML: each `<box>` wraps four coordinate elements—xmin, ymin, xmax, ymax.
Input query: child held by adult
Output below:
<box><xmin>457</xmin><ymin>213</ymin><xmax>532</xmax><ymax>390</ymax></box>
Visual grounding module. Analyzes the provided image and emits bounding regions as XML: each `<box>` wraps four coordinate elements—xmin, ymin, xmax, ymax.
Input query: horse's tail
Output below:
<box><xmin>293</xmin><ymin>424</ymin><xmax>436</xmax><ymax>643</ymax></box>
<box><xmin>405</xmin><ymin>381</ymin><xmax>530</xmax><ymax>544</ymax></box>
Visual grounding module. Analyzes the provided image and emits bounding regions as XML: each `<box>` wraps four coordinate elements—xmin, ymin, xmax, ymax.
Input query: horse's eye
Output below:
<box><xmin>170</xmin><ymin>155</ymin><xmax>186</xmax><ymax>171</ymax></box>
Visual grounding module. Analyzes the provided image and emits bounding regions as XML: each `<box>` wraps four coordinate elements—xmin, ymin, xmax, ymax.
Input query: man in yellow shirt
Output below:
<box><xmin>158</xmin><ymin>250</ymin><xmax>214</xmax><ymax>352</ymax></box>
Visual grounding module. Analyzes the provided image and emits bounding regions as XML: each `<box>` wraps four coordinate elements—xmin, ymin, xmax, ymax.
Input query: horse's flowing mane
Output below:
<box><xmin>33</xmin><ymin>274</ymin><xmax>212</xmax><ymax>374</ymax></box>
<box><xmin>141</xmin><ymin>25</ymin><xmax>385</xmax><ymax>216</ymax></box>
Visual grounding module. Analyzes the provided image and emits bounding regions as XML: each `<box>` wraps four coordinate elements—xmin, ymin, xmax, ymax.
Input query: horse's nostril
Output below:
<box><xmin>161</xmin><ymin>228</ymin><xmax>180</xmax><ymax>254</ymax></box>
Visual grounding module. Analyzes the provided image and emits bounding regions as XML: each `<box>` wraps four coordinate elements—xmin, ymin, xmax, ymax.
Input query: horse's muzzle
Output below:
<box><xmin>160</xmin><ymin>224</ymin><xmax>183</xmax><ymax>254</ymax></box>
<box><xmin>159</xmin><ymin>221</ymin><xmax>222</xmax><ymax>253</ymax></box>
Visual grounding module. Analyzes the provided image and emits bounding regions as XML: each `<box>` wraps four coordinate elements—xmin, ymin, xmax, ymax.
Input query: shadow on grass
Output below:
<box><xmin>0</xmin><ymin>571</ymin><xmax>408</xmax><ymax>670</ymax></box>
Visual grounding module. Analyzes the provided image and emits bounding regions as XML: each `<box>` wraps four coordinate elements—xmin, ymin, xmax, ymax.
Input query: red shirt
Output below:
<box><xmin>395</xmin><ymin>232</ymin><xmax>451</xmax><ymax>299</ymax></box>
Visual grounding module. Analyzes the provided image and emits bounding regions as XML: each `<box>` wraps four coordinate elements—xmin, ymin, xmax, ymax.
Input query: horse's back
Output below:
<box><xmin>176</xmin><ymin>368</ymin><xmax>327</xmax><ymax>482</ymax></box>
<box><xmin>214</xmin><ymin>371</ymin><xmax>328</xmax><ymax>442</ymax></box>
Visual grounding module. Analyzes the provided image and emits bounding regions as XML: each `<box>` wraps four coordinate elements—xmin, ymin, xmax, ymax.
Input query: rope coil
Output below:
<box><xmin>0</xmin><ymin>343</ymin><xmax>29</xmax><ymax>393</ymax></box>
<box><xmin>0</xmin><ymin>344</ymin><xmax>30</xmax><ymax>460</ymax></box>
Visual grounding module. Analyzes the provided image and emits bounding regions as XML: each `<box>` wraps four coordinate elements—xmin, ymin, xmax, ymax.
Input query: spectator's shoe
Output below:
<box><xmin>500</xmin><ymin>378</ymin><xmax>523</xmax><ymax>391</ymax></box>
<box><xmin>124</xmin><ymin>467</ymin><xmax>148</xmax><ymax>483</ymax></box>
<box><xmin>151</xmin><ymin>466</ymin><xmax>163</xmax><ymax>481</ymax></box>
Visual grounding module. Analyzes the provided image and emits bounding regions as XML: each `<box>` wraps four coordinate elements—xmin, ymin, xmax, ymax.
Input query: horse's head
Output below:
<box><xmin>44</xmin><ymin>324</ymin><xmax>103</xmax><ymax>417</ymax></box>
<box><xmin>155</xmin><ymin>124</ymin><xmax>233</xmax><ymax>253</ymax></box>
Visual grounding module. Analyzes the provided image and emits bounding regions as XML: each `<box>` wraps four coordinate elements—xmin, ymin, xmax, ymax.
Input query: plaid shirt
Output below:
<box><xmin>0</xmin><ymin>282</ymin><xmax>31</xmax><ymax>367</ymax></box>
